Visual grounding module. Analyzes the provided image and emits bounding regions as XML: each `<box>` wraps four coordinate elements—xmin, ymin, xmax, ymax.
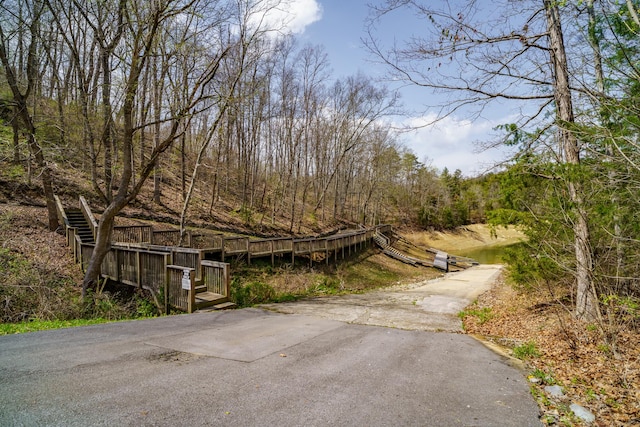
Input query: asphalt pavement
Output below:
<box><xmin>0</xmin><ymin>265</ymin><xmax>541</xmax><ymax>426</ymax></box>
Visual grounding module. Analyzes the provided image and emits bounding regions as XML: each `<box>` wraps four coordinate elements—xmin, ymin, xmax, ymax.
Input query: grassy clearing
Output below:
<box><xmin>228</xmin><ymin>250</ymin><xmax>440</xmax><ymax>307</ymax></box>
<box><xmin>0</xmin><ymin>318</ymin><xmax>116</xmax><ymax>335</ymax></box>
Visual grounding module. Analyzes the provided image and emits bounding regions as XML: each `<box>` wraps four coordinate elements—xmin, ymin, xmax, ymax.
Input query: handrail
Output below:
<box><xmin>79</xmin><ymin>195</ymin><xmax>98</xmax><ymax>240</ymax></box>
<box><xmin>374</xmin><ymin>231</ymin><xmax>390</xmax><ymax>247</ymax></box>
<box><xmin>112</xmin><ymin>225</ymin><xmax>152</xmax><ymax>244</ymax></box>
<box><xmin>53</xmin><ymin>195</ymin><xmax>69</xmax><ymax>227</ymax></box>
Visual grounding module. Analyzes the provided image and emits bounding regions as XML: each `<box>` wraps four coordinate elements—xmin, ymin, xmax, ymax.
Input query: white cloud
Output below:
<box><xmin>400</xmin><ymin>114</ymin><xmax>516</xmax><ymax>176</ymax></box>
<box><xmin>259</xmin><ymin>0</ymin><xmax>322</xmax><ymax>35</ymax></box>
<box><xmin>285</xmin><ymin>0</ymin><xmax>322</xmax><ymax>34</ymax></box>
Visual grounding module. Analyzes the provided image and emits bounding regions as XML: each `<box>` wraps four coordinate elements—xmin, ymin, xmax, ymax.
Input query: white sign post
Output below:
<box><xmin>181</xmin><ymin>269</ymin><xmax>191</xmax><ymax>290</ymax></box>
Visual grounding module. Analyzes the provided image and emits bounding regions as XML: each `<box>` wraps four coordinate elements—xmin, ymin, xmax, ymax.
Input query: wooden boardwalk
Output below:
<box><xmin>56</xmin><ymin>196</ymin><xmax>474</xmax><ymax>313</ymax></box>
<box><xmin>55</xmin><ymin>196</ymin><xmax>392</xmax><ymax>313</ymax></box>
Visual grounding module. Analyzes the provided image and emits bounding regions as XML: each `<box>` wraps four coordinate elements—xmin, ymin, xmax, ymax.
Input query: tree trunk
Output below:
<box><xmin>544</xmin><ymin>0</ymin><xmax>598</xmax><ymax>321</ymax></box>
<box><xmin>82</xmin><ymin>207</ymin><xmax>112</xmax><ymax>296</ymax></box>
<box><xmin>11</xmin><ymin>107</ymin><xmax>20</xmax><ymax>164</ymax></box>
<box><xmin>0</xmin><ymin>17</ymin><xmax>58</xmax><ymax>231</ymax></box>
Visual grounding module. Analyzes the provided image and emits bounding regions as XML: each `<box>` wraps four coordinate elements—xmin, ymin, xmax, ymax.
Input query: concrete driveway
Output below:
<box><xmin>0</xmin><ymin>265</ymin><xmax>541</xmax><ymax>426</ymax></box>
<box><xmin>261</xmin><ymin>264</ymin><xmax>503</xmax><ymax>332</ymax></box>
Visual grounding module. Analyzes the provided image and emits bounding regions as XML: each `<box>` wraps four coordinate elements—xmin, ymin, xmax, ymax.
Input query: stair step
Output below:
<box><xmin>195</xmin><ymin>301</ymin><xmax>236</xmax><ymax>313</ymax></box>
<box><xmin>195</xmin><ymin>291</ymin><xmax>225</xmax><ymax>303</ymax></box>
<box><xmin>213</xmin><ymin>302</ymin><xmax>236</xmax><ymax>310</ymax></box>
<box><xmin>194</xmin><ymin>285</ymin><xmax>207</xmax><ymax>293</ymax></box>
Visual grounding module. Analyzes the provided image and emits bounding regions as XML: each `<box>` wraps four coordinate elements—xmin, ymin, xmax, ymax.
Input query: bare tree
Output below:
<box><xmin>0</xmin><ymin>0</ymin><xmax>58</xmax><ymax>230</ymax></box>
<box><xmin>80</xmin><ymin>0</ymin><xmax>239</xmax><ymax>296</ymax></box>
<box><xmin>366</xmin><ymin>0</ymin><xmax>598</xmax><ymax>320</ymax></box>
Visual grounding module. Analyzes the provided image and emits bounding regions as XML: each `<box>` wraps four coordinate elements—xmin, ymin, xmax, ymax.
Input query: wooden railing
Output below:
<box><xmin>71</xmin><ymin>215</ymin><xmax>387</xmax><ymax>274</ymax></box>
<box><xmin>79</xmin><ymin>238</ymin><xmax>93</xmax><ymax>272</ymax></box>
<box><xmin>165</xmin><ymin>261</ymin><xmax>230</xmax><ymax>313</ymax></box>
<box><xmin>112</xmin><ymin>225</ymin><xmax>152</xmax><ymax>244</ymax></box>
<box><xmin>151</xmin><ymin>229</ymin><xmax>183</xmax><ymax>246</ymax></box>
<box><xmin>54</xmin><ymin>195</ymin><xmax>68</xmax><ymax>228</ymax></box>
<box><xmin>96</xmin><ymin>219</ymin><xmax>390</xmax><ymax>267</ymax></box>
<box><xmin>79</xmin><ymin>196</ymin><xmax>98</xmax><ymax>240</ymax></box>
<box><xmin>77</xmin><ymin>241</ymin><xmax>229</xmax><ymax>313</ymax></box>
<box><xmin>169</xmin><ymin>247</ymin><xmax>204</xmax><ymax>280</ymax></box>
<box><xmin>166</xmin><ymin>265</ymin><xmax>194</xmax><ymax>313</ymax></box>
<box><xmin>222</xmin><ymin>236</ymin><xmax>249</xmax><ymax>258</ymax></box>
<box><xmin>58</xmin><ymin>196</ymin><xmax>398</xmax><ymax>312</ymax></box>
<box><xmin>191</xmin><ymin>233</ymin><xmax>224</xmax><ymax>250</ymax></box>
<box><xmin>109</xmin><ymin>227</ymin><xmax>224</xmax><ymax>250</ymax></box>
<box><xmin>54</xmin><ymin>195</ymin><xmax>78</xmax><ymax>257</ymax></box>
<box><xmin>201</xmin><ymin>260</ymin><xmax>230</xmax><ymax>296</ymax></box>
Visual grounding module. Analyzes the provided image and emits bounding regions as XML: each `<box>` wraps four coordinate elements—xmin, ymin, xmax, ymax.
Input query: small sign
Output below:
<box><xmin>181</xmin><ymin>269</ymin><xmax>191</xmax><ymax>290</ymax></box>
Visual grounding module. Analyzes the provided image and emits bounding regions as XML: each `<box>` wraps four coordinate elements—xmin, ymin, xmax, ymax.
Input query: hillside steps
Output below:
<box><xmin>65</xmin><ymin>208</ymin><xmax>95</xmax><ymax>244</ymax></box>
<box><xmin>374</xmin><ymin>232</ymin><xmax>420</xmax><ymax>267</ymax></box>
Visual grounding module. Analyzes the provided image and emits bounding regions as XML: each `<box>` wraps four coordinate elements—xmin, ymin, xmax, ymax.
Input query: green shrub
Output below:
<box><xmin>312</xmin><ymin>277</ymin><xmax>342</xmax><ymax>294</ymax></box>
<box><xmin>530</xmin><ymin>368</ymin><xmax>556</xmax><ymax>385</ymax></box>
<box><xmin>231</xmin><ymin>279</ymin><xmax>275</xmax><ymax>307</ymax></box>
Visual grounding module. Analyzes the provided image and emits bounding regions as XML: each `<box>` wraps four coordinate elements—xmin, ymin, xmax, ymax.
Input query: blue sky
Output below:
<box><xmin>276</xmin><ymin>0</ymin><xmax>513</xmax><ymax>176</ymax></box>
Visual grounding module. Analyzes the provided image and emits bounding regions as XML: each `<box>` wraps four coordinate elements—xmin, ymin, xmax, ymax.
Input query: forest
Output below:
<box><xmin>0</xmin><ymin>0</ymin><xmax>497</xmax><ymax>292</ymax></box>
<box><xmin>2</xmin><ymin>0</ymin><xmax>640</xmax><ymax>361</ymax></box>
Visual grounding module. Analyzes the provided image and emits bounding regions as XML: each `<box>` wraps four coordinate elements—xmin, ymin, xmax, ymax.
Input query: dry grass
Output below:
<box><xmin>463</xmin><ymin>275</ymin><xmax>640</xmax><ymax>426</ymax></box>
<box><xmin>403</xmin><ymin>224</ymin><xmax>525</xmax><ymax>252</ymax></box>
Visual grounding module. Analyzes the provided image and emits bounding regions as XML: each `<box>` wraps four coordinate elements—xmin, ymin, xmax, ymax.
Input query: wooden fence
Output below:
<box><xmin>112</xmin><ymin>225</ymin><xmax>152</xmax><ymax>244</ymax></box>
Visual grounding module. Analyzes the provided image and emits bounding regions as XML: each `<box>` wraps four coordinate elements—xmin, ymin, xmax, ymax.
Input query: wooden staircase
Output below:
<box><xmin>374</xmin><ymin>231</ymin><xmax>452</xmax><ymax>271</ymax></box>
<box><xmin>374</xmin><ymin>232</ymin><xmax>418</xmax><ymax>266</ymax></box>
<box><xmin>65</xmin><ymin>209</ymin><xmax>95</xmax><ymax>244</ymax></box>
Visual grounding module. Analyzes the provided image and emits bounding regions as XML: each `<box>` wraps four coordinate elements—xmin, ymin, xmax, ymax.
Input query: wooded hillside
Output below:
<box><xmin>0</xmin><ymin>0</ymin><xmax>491</xmax><ymax>238</ymax></box>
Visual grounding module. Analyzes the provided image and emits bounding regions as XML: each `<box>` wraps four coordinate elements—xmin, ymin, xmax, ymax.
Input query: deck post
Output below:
<box><xmin>136</xmin><ymin>250</ymin><xmax>141</xmax><ymax>288</ymax></box>
<box><xmin>115</xmin><ymin>247</ymin><xmax>121</xmax><ymax>283</ymax></box>
<box><xmin>187</xmin><ymin>269</ymin><xmax>196</xmax><ymax>313</ymax></box>
<box><xmin>223</xmin><ymin>262</ymin><xmax>230</xmax><ymax>298</ymax></box>
<box><xmin>270</xmin><ymin>240</ymin><xmax>275</xmax><ymax>266</ymax></box>
<box><xmin>162</xmin><ymin>254</ymin><xmax>170</xmax><ymax>314</ymax></box>
<box><xmin>164</xmin><ymin>265</ymin><xmax>169</xmax><ymax>314</ymax></box>
<box><xmin>325</xmin><ymin>239</ymin><xmax>329</xmax><ymax>265</ymax></box>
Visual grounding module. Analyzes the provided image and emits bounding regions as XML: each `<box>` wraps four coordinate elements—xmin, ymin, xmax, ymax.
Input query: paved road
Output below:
<box><xmin>0</xmin><ymin>265</ymin><xmax>541</xmax><ymax>426</ymax></box>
